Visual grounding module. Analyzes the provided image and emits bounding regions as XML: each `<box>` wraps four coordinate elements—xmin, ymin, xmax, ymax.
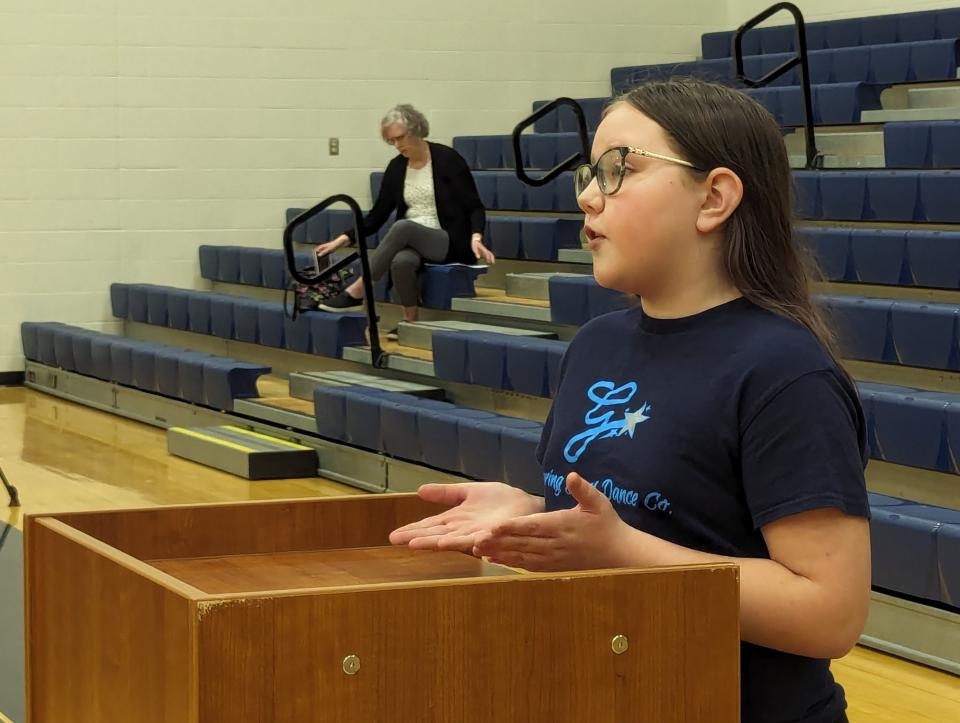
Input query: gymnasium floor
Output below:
<box><xmin>0</xmin><ymin>385</ymin><xmax>957</xmax><ymax>722</ymax></box>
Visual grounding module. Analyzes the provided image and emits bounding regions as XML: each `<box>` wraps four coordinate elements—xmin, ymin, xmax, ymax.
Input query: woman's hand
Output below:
<box><xmin>473</xmin><ymin>472</ymin><xmax>633</xmax><ymax>572</ymax></box>
<box><xmin>471</xmin><ymin>235</ymin><xmax>496</xmax><ymax>265</ymax></box>
<box><xmin>315</xmin><ymin>234</ymin><xmax>350</xmax><ymax>258</ymax></box>
<box><xmin>389</xmin><ymin>482</ymin><xmax>543</xmax><ymax>554</ymax></box>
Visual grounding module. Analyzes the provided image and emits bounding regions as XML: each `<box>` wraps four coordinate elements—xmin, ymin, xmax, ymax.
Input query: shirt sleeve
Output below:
<box><xmin>450</xmin><ymin>150</ymin><xmax>486</xmax><ymax>235</ymax></box>
<box><xmin>740</xmin><ymin>369</ymin><xmax>870</xmax><ymax>530</ymax></box>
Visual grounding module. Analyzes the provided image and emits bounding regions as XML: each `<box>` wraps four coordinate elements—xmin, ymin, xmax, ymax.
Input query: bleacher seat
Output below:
<box><xmin>799</xmin><ymin>227</ymin><xmax>960</xmax><ymax>289</ymax></box>
<box><xmin>611</xmin><ymin>39</ymin><xmax>960</xmax><ymax>96</ymax></box>
<box><xmin>20</xmin><ymin>322</ymin><xmax>270</xmax><ymax>411</ymax></box>
<box><xmin>110</xmin><ymin>284</ymin><xmax>368</xmax><ymax>360</ymax></box>
<box><xmin>312</xmin><ymin>383</ymin><xmax>543</xmax><ymax>494</ymax></box>
<box><xmin>700</xmin><ymin>8</ymin><xmax>960</xmax><ymax>59</ymax></box>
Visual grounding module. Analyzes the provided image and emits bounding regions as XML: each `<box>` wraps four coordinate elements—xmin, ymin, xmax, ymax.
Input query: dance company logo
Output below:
<box><xmin>543</xmin><ymin>380</ymin><xmax>672</xmax><ymax>515</ymax></box>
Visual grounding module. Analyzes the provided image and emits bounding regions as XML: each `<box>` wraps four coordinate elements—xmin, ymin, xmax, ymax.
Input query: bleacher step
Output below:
<box><xmin>789</xmin><ymin>154</ymin><xmax>885</xmax><ymax>169</ymax></box>
<box><xmin>785</xmin><ymin>129</ymin><xmax>884</xmax><ymax>157</ymax></box>
<box><xmin>167</xmin><ymin>425</ymin><xmax>318</xmax><ymax>480</ymax></box>
<box><xmin>288</xmin><ymin>370</ymin><xmax>445</xmax><ymax>401</ymax></box>
<box><xmin>342</xmin><ymin>346</ymin><xmax>436</xmax><ymax>376</ymax></box>
<box><xmin>450</xmin><ymin>297</ymin><xmax>553</xmax><ymax>322</ymax></box>
<box><xmin>397</xmin><ymin>320</ymin><xmax>556</xmax><ymax>350</ymax></box>
<box><xmin>557</xmin><ymin>248</ymin><xmax>592</xmax><ymax>265</ymax></box>
<box><xmin>505</xmin><ymin>272</ymin><xmax>586</xmax><ymax>301</ymax></box>
<box><xmin>907</xmin><ymin>85</ymin><xmax>960</xmax><ymax>110</ymax></box>
<box><xmin>861</xmin><ymin>107</ymin><xmax>960</xmax><ymax>122</ymax></box>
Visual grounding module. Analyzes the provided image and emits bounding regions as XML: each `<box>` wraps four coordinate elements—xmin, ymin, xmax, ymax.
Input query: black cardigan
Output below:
<box><xmin>346</xmin><ymin>142</ymin><xmax>486</xmax><ymax>264</ymax></box>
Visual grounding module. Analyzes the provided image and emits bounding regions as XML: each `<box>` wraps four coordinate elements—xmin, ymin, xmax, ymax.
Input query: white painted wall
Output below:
<box><xmin>0</xmin><ymin>0</ymin><xmax>724</xmax><ymax>372</ymax></box>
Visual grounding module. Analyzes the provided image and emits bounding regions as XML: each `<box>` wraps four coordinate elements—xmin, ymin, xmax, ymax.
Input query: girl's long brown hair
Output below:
<box><xmin>616</xmin><ymin>78</ymin><xmax>841</xmax><ymax>361</ymax></box>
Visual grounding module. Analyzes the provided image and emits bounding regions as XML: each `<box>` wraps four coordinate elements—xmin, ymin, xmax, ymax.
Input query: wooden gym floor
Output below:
<box><xmin>0</xmin><ymin>385</ymin><xmax>957</xmax><ymax>722</ymax></box>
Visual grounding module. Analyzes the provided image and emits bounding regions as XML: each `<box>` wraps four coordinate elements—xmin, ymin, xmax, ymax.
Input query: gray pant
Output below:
<box><xmin>367</xmin><ymin>220</ymin><xmax>450</xmax><ymax>307</ymax></box>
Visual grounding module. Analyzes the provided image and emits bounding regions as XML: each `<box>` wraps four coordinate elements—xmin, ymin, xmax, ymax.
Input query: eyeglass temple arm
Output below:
<box><xmin>512</xmin><ymin>97</ymin><xmax>590</xmax><ymax>187</ymax></box>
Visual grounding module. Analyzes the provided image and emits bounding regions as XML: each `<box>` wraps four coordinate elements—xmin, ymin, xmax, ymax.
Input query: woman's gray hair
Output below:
<box><xmin>381</xmin><ymin>104</ymin><xmax>430</xmax><ymax>140</ymax></box>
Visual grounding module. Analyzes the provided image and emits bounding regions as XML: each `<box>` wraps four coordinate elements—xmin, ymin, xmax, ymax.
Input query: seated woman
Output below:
<box><xmin>317</xmin><ymin>104</ymin><xmax>495</xmax><ymax>333</ymax></box>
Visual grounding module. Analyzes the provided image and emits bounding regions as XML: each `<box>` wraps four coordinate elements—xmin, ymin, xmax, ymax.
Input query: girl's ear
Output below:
<box><xmin>696</xmin><ymin>167</ymin><xmax>744</xmax><ymax>234</ymax></box>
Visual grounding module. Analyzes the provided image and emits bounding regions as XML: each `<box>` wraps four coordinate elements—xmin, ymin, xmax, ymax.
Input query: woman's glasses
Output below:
<box><xmin>574</xmin><ymin>146</ymin><xmax>702</xmax><ymax>197</ymax></box>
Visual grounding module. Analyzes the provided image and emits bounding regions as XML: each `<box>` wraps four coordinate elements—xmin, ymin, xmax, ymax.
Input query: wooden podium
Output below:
<box><xmin>24</xmin><ymin>495</ymin><xmax>740</xmax><ymax>722</ymax></box>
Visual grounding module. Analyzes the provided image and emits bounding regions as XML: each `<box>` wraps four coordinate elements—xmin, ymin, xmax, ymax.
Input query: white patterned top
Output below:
<box><xmin>403</xmin><ymin>161</ymin><xmax>441</xmax><ymax>230</ymax></box>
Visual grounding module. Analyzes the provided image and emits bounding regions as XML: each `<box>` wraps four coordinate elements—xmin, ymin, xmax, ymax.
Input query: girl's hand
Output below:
<box><xmin>389</xmin><ymin>482</ymin><xmax>543</xmax><ymax>553</ymax></box>
<box><xmin>473</xmin><ymin>472</ymin><xmax>632</xmax><ymax>572</ymax></box>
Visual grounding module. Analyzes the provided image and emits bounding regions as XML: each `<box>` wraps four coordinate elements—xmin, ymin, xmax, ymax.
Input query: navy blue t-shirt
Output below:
<box><xmin>535</xmin><ymin>297</ymin><xmax>870</xmax><ymax>723</ymax></box>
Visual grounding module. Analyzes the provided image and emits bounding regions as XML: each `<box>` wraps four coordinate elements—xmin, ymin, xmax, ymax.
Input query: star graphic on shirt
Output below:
<box><xmin>617</xmin><ymin>404</ymin><xmax>651</xmax><ymax>438</ymax></box>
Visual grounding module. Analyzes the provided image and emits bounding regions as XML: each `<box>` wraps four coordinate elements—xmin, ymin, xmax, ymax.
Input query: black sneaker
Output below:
<box><xmin>319</xmin><ymin>291</ymin><xmax>363</xmax><ymax>312</ymax></box>
<box><xmin>385</xmin><ymin>327</ymin><xmax>400</xmax><ymax>341</ymax></box>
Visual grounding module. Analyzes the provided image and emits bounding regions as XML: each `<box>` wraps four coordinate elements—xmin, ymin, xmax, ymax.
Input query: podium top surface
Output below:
<box><xmin>148</xmin><ymin>546</ymin><xmax>516</xmax><ymax>594</ymax></box>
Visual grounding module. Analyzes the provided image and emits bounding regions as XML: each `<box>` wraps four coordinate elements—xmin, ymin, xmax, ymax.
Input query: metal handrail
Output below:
<box><xmin>734</xmin><ymin>2</ymin><xmax>822</xmax><ymax>169</ymax></box>
<box><xmin>511</xmin><ymin>97</ymin><xmax>591</xmax><ymax>186</ymax></box>
<box><xmin>283</xmin><ymin>194</ymin><xmax>385</xmax><ymax>368</ymax></box>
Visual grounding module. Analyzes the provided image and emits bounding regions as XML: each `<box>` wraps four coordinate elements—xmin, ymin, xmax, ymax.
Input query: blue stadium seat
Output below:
<box><xmin>71</xmin><ymin>332</ymin><xmax>96</xmax><ymax>377</ymax></box>
<box><xmin>472</xmin><ymin>172</ymin><xmax>497</xmax><ymax>208</ymax></box>
<box><xmin>884</xmin><ymin>122</ymin><xmax>932</xmax><ymax>168</ymax></box>
<box><xmin>861</xmin><ymin>15</ymin><xmax>898</xmax><ymax>46</ymax></box>
<box><xmin>307</xmin><ymin>311</ymin><xmax>368</xmax><ymax>358</ymax></box>
<box><xmin>900</xmin><ymin>11</ymin><xmax>938</xmax><ymax>42</ymax></box>
<box><xmin>849</xmin><ymin>228</ymin><xmax>910</xmax><ymax>285</ymax></box>
<box><xmin>494</xmin><ymin>174</ymin><xmax>525</xmax><ymax>210</ymax></box>
<box><xmin>217</xmin><ymin>247</ymin><xmax>241</xmax><ymax>284</ymax></box>
<box><xmin>929</xmin><ymin>122</ymin><xmax>960</xmax><ymax>168</ymax></box>
<box><xmin>792</xmin><ymin>172</ymin><xmax>821</xmax><ymax>219</ymax></box>
<box><xmin>871</xmin><ymin>505</ymin><xmax>944</xmax><ymax>601</ymax></box>
<box><xmin>475</xmin><ymin>137</ymin><xmax>502</xmax><ymax>170</ymax></box>
<box><xmin>202</xmin><ymin>358</ymin><xmax>269</xmax><ymax>410</ymax></box>
<box><xmin>261</xmin><ymin>249</ymin><xmax>287</xmax><ymax>289</ymax></box>
<box><xmin>187</xmin><ymin>294</ymin><xmax>211</xmax><ymax>335</ymax></box>
<box><xmin>257</xmin><ymin>305</ymin><xmax>285</xmax><ymax>348</ymax></box>
<box><xmin>504</xmin><ymin>337</ymin><xmax>568</xmax><ymax>397</ymax></box>
<box><xmin>487</xmin><ymin>217</ymin><xmax>521</xmax><ymax>259</ymax></box>
<box><xmin>798</xmin><ymin>227</ymin><xmax>852</xmax><ymax>282</ymax></box>
<box><xmin>465</xmin><ymin>332</ymin><xmax>509</xmax><ymax>390</ymax></box>
<box><xmin>232</xmin><ymin>298</ymin><xmax>262</xmax><ymax>344</ymax></box>
<box><xmin>209</xmin><ymin>296</ymin><xmax>234</xmax><ymax>339</ymax></box>
<box><xmin>237</xmin><ymin>248</ymin><xmax>263</xmax><ymax>286</ymax></box>
<box><xmin>830</xmin><ymin>46</ymin><xmax>871</xmax><ymax>83</ymax></box>
<box><xmin>890</xmin><ymin>301</ymin><xmax>960</xmax><ymax>371</ymax></box>
<box><xmin>198</xmin><ymin>245</ymin><xmax>219</xmax><ymax>281</ymax></box>
<box><xmin>501</xmin><ymin>424</ymin><xmax>544</xmax><ymax>495</ymax></box>
<box><xmin>938</xmin><ymin>522</ymin><xmax>960</xmax><ymax>606</ymax></box>
<box><xmin>431</xmin><ymin>331</ymin><xmax>470</xmax><ymax>384</ymax></box>
<box><xmin>34</xmin><ymin>324</ymin><xmax>58</xmax><ymax>368</ymax></box>
<box><xmin>869</xmin><ymin>171</ymin><xmax>921</xmax><ymax>222</ymax></box>
<box><xmin>820</xmin><ymin>172</ymin><xmax>868</xmax><ymax>221</ymax></box>
<box><xmin>920</xmin><ymin>171</ymin><xmax>960</xmax><ymax>223</ymax></box>
<box><xmin>131</xmin><ymin>344</ymin><xmax>157</xmax><ymax>392</ymax></box>
<box><xmin>526</xmin><ymin>182</ymin><xmax>556</xmax><ymax>212</ymax></box>
<box><xmin>51</xmin><ymin>325</ymin><xmax>77</xmax><ymax>372</ymax></box>
<box><xmin>819</xmin><ymin>296</ymin><xmax>895</xmax><ymax>363</ymax></box>
<box><xmin>167</xmin><ymin>290</ymin><xmax>191</xmax><ymax>331</ymax></box>
<box><xmin>283</xmin><ymin>313</ymin><xmax>312</xmax><ymax>354</ymax></box>
<box><xmin>145</xmin><ymin>287</ymin><xmax>169</xmax><ymax>327</ymax></box>
<box><xmin>907</xmin><ymin>230</ymin><xmax>960</xmax><ymax>289</ymax></box>
<box><xmin>549</xmin><ymin>275</ymin><xmax>592</xmax><ymax>326</ymax></box>
<box><xmin>871</xmin><ymin>42</ymin><xmax>912</xmax><ymax>83</ymax></box>
<box><xmin>110</xmin><ymin>283</ymin><xmax>129</xmax><ymax>320</ymax></box>
<box><xmin>343</xmin><ymin>387</ymin><xmax>390</xmax><ymax>451</ymax></box>
<box><xmin>420</xmin><ymin>265</ymin><xmax>485</xmax><ymax>311</ymax></box>
<box><xmin>127</xmin><ymin>285</ymin><xmax>149</xmax><ymax>323</ymax></box>
<box><xmin>419</xmin><ymin>407</ymin><xmax>497</xmax><ymax>473</ymax></box>
<box><xmin>453</xmin><ymin>137</ymin><xmax>477</xmax><ymax>168</ymax></box>
<box><xmin>88</xmin><ymin>336</ymin><xmax>114</xmax><ymax>382</ymax></box>
<box><xmin>868</xmin><ymin>386</ymin><xmax>953</xmax><ymax>472</ymax></box>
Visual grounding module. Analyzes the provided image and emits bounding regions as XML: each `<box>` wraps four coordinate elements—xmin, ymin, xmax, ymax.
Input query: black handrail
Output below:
<box><xmin>512</xmin><ymin>97</ymin><xmax>591</xmax><ymax>186</ymax></box>
<box><xmin>734</xmin><ymin>2</ymin><xmax>822</xmax><ymax>169</ymax></box>
<box><xmin>283</xmin><ymin>194</ymin><xmax>385</xmax><ymax>369</ymax></box>
<box><xmin>1</xmin><ymin>464</ymin><xmax>19</xmax><ymax>507</ymax></box>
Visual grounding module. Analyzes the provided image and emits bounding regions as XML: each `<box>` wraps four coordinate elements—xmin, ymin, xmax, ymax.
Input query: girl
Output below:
<box><xmin>390</xmin><ymin>78</ymin><xmax>871</xmax><ymax>723</ymax></box>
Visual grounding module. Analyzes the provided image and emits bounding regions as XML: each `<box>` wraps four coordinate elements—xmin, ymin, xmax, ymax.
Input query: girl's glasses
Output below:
<box><xmin>574</xmin><ymin>146</ymin><xmax>703</xmax><ymax>197</ymax></box>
